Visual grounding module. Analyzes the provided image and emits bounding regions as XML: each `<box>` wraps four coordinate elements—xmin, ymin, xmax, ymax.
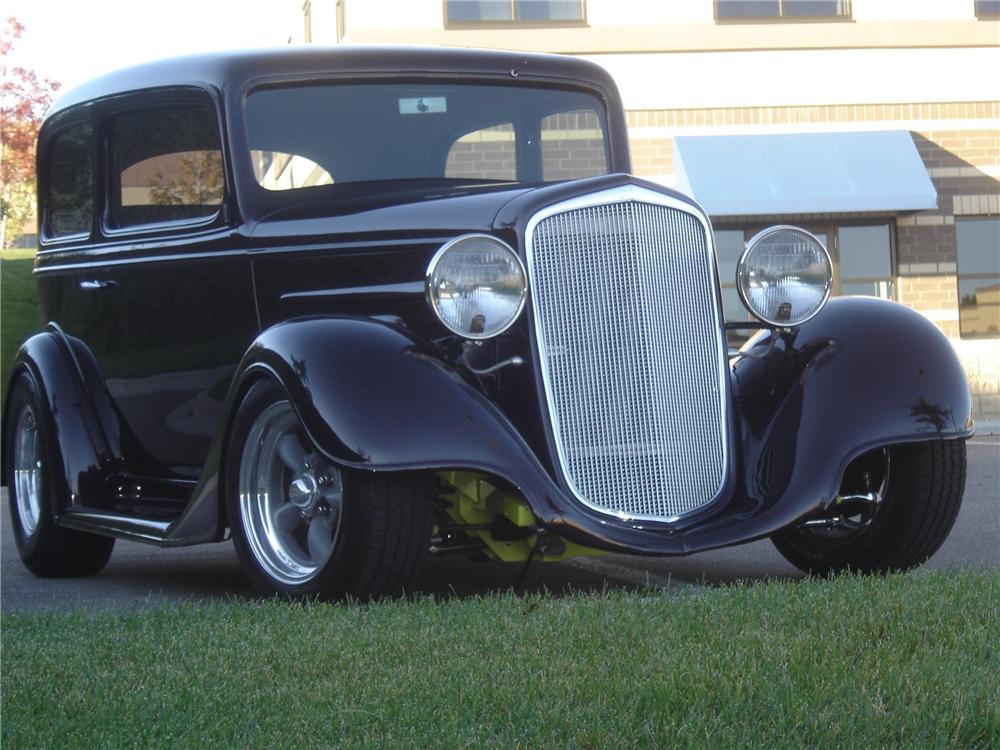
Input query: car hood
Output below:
<box><xmin>247</xmin><ymin>174</ymin><xmax>702</xmax><ymax>247</ymax></box>
<box><xmin>248</xmin><ymin>181</ymin><xmax>538</xmax><ymax>245</ymax></box>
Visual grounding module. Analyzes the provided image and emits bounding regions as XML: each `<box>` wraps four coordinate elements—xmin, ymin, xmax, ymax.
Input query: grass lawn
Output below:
<box><xmin>2</xmin><ymin>571</ymin><xmax>998</xmax><ymax>748</ymax></box>
<box><xmin>0</xmin><ymin>248</ymin><xmax>41</xmax><ymax>391</ymax></box>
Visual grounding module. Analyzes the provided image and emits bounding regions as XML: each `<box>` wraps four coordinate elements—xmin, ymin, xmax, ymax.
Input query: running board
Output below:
<box><xmin>58</xmin><ymin>510</ymin><xmax>172</xmax><ymax>545</ymax></box>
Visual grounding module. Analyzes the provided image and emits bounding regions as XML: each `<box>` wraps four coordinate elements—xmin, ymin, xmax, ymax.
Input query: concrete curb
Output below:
<box><xmin>972</xmin><ymin>420</ymin><xmax>1000</xmax><ymax>437</ymax></box>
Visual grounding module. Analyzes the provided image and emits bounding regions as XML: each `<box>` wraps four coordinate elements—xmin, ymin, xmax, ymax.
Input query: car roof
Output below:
<box><xmin>46</xmin><ymin>45</ymin><xmax>622</xmax><ymax>121</ymax></box>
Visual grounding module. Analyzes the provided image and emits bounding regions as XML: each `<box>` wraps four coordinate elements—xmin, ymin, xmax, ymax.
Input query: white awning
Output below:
<box><xmin>673</xmin><ymin>130</ymin><xmax>937</xmax><ymax>217</ymax></box>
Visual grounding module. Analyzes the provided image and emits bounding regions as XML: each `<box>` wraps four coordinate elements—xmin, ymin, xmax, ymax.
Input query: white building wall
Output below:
<box><xmin>587</xmin><ymin>47</ymin><xmax>1000</xmax><ymax>110</ymax></box>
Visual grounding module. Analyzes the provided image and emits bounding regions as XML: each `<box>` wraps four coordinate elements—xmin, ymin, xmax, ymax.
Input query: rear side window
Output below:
<box><xmin>110</xmin><ymin>102</ymin><xmax>224</xmax><ymax>228</ymax></box>
<box><xmin>47</xmin><ymin>122</ymin><xmax>94</xmax><ymax>239</ymax></box>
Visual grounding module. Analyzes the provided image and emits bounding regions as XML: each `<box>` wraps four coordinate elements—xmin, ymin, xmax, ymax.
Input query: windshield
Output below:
<box><xmin>244</xmin><ymin>82</ymin><xmax>609</xmax><ymax>191</ymax></box>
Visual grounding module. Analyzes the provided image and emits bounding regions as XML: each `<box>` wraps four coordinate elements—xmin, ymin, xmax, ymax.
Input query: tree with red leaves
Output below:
<box><xmin>1</xmin><ymin>17</ymin><xmax>61</xmax><ymax>248</ymax></box>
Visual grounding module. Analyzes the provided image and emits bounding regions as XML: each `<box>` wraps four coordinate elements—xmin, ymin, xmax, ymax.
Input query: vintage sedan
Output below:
<box><xmin>4</xmin><ymin>47</ymin><xmax>972</xmax><ymax>599</ymax></box>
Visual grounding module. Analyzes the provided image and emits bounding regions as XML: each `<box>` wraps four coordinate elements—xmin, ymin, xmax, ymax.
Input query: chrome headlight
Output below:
<box><xmin>426</xmin><ymin>234</ymin><xmax>527</xmax><ymax>339</ymax></box>
<box><xmin>737</xmin><ymin>226</ymin><xmax>832</xmax><ymax>327</ymax></box>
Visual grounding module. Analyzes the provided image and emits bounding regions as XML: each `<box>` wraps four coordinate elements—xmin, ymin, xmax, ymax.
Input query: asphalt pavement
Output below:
<box><xmin>2</xmin><ymin>436</ymin><xmax>997</xmax><ymax>613</ymax></box>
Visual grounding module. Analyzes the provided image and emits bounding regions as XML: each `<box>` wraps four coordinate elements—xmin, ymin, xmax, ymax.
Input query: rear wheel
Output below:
<box><xmin>226</xmin><ymin>382</ymin><xmax>435</xmax><ymax>600</ymax></box>
<box><xmin>4</xmin><ymin>370</ymin><xmax>114</xmax><ymax>577</ymax></box>
<box><xmin>772</xmin><ymin>440</ymin><xmax>966</xmax><ymax>575</ymax></box>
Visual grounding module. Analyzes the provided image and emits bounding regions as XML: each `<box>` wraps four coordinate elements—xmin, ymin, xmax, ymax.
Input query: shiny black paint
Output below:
<box><xmin>9</xmin><ymin>48</ymin><xmax>973</xmax><ymax>555</ymax></box>
<box><xmin>6</xmin><ymin>330</ymin><xmax>110</xmax><ymax>513</ymax></box>
<box><xmin>173</xmin><ymin>293</ymin><xmax>970</xmax><ymax>555</ymax></box>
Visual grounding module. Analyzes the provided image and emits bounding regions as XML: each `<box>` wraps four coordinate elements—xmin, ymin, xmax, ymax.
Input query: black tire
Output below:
<box><xmin>772</xmin><ymin>440</ymin><xmax>967</xmax><ymax>575</ymax></box>
<box><xmin>4</xmin><ymin>369</ymin><xmax>115</xmax><ymax>577</ymax></box>
<box><xmin>225</xmin><ymin>381</ymin><xmax>435</xmax><ymax>601</ymax></box>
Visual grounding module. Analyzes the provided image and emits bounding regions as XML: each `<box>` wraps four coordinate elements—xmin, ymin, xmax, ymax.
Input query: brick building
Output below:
<box><xmin>286</xmin><ymin>0</ymin><xmax>1000</xmax><ymax>417</ymax></box>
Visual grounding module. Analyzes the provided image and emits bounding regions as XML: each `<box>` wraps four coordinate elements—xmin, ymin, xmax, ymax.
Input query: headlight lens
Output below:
<box><xmin>426</xmin><ymin>234</ymin><xmax>527</xmax><ymax>339</ymax></box>
<box><xmin>737</xmin><ymin>226</ymin><xmax>832</xmax><ymax>327</ymax></box>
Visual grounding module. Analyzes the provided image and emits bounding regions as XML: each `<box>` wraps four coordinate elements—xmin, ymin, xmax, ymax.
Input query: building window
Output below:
<box><xmin>714</xmin><ymin>229</ymin><xmax>748</xmax><ymax>326</ymax></box>
<box><xmin>837</xmin><ymin>224</ymin><xmax>893</xmax><ymax>298</ymax></box>
<box><xmin>956</xmin><ymin>217</ymin><xmax>1000</xmax><ymax>339</ymax></box>
<box><xmin>975</xmin><ymin>1</ymin><xmax>1000</xmax><ymax>18</ymax></box>
<box><xmin>715</xmin><ymin>1</ymin><xmax>851</xmax><ymax>20</ymax></box>
<box><xmin>444</xmin><ymin>0</ymin><xmax>585</xmax><ymax>25</ymax></box>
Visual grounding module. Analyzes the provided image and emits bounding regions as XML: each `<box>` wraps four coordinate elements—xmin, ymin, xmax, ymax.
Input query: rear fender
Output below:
<box><xmin>3</xmin><ymin>327</ymin><xmax>118</xmax><ymax>511</ymax></box>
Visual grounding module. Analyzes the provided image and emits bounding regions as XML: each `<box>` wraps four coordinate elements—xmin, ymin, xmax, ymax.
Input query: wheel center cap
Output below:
<box><xmin>289</xmin><ymin>472</ymin><xmax>319</xmax><ymax>509</ymax></box>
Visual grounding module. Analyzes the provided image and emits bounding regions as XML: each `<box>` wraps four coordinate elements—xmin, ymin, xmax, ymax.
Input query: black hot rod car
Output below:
<box><xmin>4</xmin><ymin>47</ymin><xmax>972</xmax><ymax>599</ymax></box>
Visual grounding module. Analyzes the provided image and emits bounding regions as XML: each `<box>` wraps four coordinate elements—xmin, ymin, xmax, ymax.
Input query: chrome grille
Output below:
<box><xmin>527</xmin><ymin>191</ymin><xmax>728</xmax><ymax>520</ymax></box>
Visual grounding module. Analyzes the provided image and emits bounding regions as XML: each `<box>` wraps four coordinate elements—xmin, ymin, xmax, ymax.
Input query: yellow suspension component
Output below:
<box><xmin>437</xmin><ymin>471</ymin><xmax>604</xmax><ymax>562</ymax></box>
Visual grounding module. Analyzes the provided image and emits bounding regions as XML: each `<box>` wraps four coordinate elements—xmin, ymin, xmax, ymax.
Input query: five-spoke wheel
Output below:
<box><xmin>227</xmin><ymin>382</ymin><xmax>435</xmax><ymax>600</ymax></box>
<box><xmin>238</xmin><ymin>401</ymin><xmax>344</xmax><ymax>585</ymax></box>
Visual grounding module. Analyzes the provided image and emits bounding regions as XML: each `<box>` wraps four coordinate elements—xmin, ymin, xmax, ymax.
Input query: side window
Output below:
<box><xmin>47</xmin><ymin>122</ymin><xmax>94</xmax><ymax>239</ymax></box>
<box><xmin>445</xmin><ymin>123</ymin><xmax>516</xmax><ymax>181</ymax></box>
<box><xmin>837</xmin><ymin>224</ymin><xmax>893</xmax><ymax>299</ymax></box>
<box><xmin>541</xmin><ymin>109</ymin><xmax>608</xmax><ymax>181</ymax></box>
<box><xmin>110</xmin><ymin>101</ymin><xmax>224</xmax><ymax>228</ymax></box>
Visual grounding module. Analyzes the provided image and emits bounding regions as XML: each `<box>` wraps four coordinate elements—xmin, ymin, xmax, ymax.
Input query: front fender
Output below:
<box><xmin>167</xmin><ymin>316</ymin><xmax>569</xmax><ymax>544</ymax></box>
<box><xmin>169</xmin><ymin>301</ymin><xmax>974</xmax><ymax>554</ymax></box>
<box><xmin>243</xmin><ymin>318</ymin><xmax>559</xmax><ymax>475</ymax></box>
<box><xmin>679</xmin><ymin>296</ymin><xmax>972</xmax><ymax>550</ymax></box>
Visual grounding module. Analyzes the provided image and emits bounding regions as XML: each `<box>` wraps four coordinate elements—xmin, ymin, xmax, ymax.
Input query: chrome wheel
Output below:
<box><xmin>238</xmin><ymin>401</ymin><xmax>344</xmax><ymax>585</ymax></box>
<box><xmin>799</xmin><ymin>448</ymin><xmax>890</xmax><ymax>542</ymax></box>
<box><xmin>12</xmin><ymin>404</ymin><xmax>43</xmax><ymax>536</ymax></box>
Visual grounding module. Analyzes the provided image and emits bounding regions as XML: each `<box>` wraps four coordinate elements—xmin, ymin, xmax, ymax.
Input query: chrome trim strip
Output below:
<box><xmin>281</xmin><ymin>281</ymin><xmax>424</xmax><ymax>301</ymax></box>
<box><xmin>524</xmin><ymin>185</ymin><xmax>731</xmax><ymax>523</ymax></box>
<box><xmin>58</xmin><ymin>510</ymin><xmax>172</xmax><ymax>544</ymax></box>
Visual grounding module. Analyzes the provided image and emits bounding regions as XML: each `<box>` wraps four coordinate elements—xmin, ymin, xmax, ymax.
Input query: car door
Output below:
<box><xmin>48</xmin><ymin>89</ymin><xmax>258</xmax><ymax>482</ymax></box>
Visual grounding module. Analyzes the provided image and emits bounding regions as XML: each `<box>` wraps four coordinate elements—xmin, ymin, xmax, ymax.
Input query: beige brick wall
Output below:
<box><xmin>625</xmin><ymin>101</ymin><xmax>1000</xmax><ymax>129</ymax></box>
<box><xmin>897</xmin><ymin>275</ymin><xmax>961</xmax><ymax>339</ymax></box>
<box><xmin>630</xmin><ymin>138</ymin><xmax>673</xmax><ymax>176</ymax></box>
<box><xmin>541</xmin><ymin>139</ymin><xmax>608</xmax><ymax>181</ymax></box>
<box><xmin>445</xmin><ymin>140</ymin><xmax>517</xmax><ymax>180</ymax></box>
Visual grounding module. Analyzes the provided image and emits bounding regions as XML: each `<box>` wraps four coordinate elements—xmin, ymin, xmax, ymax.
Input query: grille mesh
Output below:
<box><xmin>528</xmin><ymin>199</ymin><xmax>727</xmax><ymax>520</ymax></box>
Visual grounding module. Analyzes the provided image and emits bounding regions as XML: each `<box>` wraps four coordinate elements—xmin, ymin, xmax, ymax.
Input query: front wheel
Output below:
<box><xmin>226</xmin><ymin>382</ymin><xmax>435</xmax><ymax>601</ymax></box>
<box><xmin>772</xmin><ymin>440</ymin><xmax>967</xmax><ymax>575</ymax></box>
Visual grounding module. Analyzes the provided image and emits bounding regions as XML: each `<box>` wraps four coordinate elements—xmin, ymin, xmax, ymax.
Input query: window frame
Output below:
<box><xmin>100</xmin><ymin>86</ymin><xmax>231</xmax><ymax>239</ymax></box>
<box><xmin>38</xmin><ymin>108</ymin><xmax>97</xmax><ymax>247</ymax></box>
<box><xmin>443</xmin><ymin>0</ymin><xmax>588</xmax><ymax>28</ymax></box>
<box><xmin>713</xmin><ymin>0</ymin><xmax>853</xmax><ymax>23</ymax></box>
<box><xmin>955</xmin><ymin>215</ymin><xmax>1000</xmax><ymax>340</ymax></box>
